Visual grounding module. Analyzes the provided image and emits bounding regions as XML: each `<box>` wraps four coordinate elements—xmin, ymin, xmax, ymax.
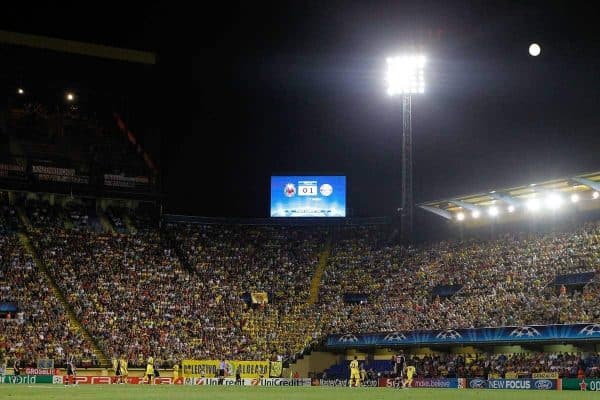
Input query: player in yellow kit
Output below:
<box><xmin>349</xmin><ymin>356</ymin><xmax>361</xmax><ymax>387</ymax></box>
<box><xmin>119</xmin><ymin>356</ymin><xmax>128</xmax><ymax>384</ymax></box>
<box><xmin>404</xmin><ymin>365</ymin><xmax>416</xmax><ymax>388</ymax></box>
<box><xmin>173</xmin><ymin>363</ymin><xmax>179</xmax><ymax>381</ymax></box>
<box><xmin>145</xmin><ymin>356</ymin><xmax>154</xmax><ymax>384</ymax></box>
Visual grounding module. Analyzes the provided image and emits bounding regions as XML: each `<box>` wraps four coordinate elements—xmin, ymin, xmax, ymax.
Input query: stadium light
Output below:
<box><xmin>386</xmin><ymin>55</ymin><xmax>426</xmax><ymax>96</ymax></box>
<box><xmin>488</xmin><ymin>206</ymin><xmax>499</xmax><ymax>217</ymax></box>
<box><xmin>471</xmin><ymin>210</ymin><xmax>480</xmax><ymax>219</ymax></box>
<box><xmin>456</xmin><ymin>212</ymin><xmax>465</xmax><ymax>221</ymax></box>
<box><xmin>17</xmin><ymin>88</ymin><xmax>24</xmax><ymax>95</ymax></box>
<box><xmin>529</xmin><ymin>43</ymin><xmax>541</xmax><ymax>57</ymax></box>
<box><xmin>507</xmin><ymin>205</ymin><xmax>516</xmax><ymax>213</ymax></box>
<box><xmin>594</xmin><ymin>191</ymin><xmax>600</xmax><ymax>200</ymax></box>
<box><xmin>571</xmin><ymin>193</ymin><xmax>580</xmax><ymax>203</ymax></box>
<box><xmin>526</xmin><ymin>198</ymin><xmax>541</xmax><ymax>212</ymax></box>
<box><xmin>386</xmin><ymin>53</ymin><xmax>426</xmax><ymax>243</ymax></box>
<box><xmin>545</xmin><ymin>193</ymin><xmax>563</xmax><ymax>210</ymax></box>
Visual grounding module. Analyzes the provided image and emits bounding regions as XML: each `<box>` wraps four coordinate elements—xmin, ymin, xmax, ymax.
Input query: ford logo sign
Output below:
<box><xmin>470</xmin><ymin>379</ymin><xmax>486</xmax><ymax>388</ymax></box>
<box><xmin>534</xmin><ymin>380</ymin><xmax>552</xmax><ymax>390</ymax></box>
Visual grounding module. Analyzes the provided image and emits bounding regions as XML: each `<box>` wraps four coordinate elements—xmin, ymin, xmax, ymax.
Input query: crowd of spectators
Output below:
<box><xmin>319</xmin><ymin>222</ymin><xmax>600</xmax><ymax>334</ymax></box>
<box><xmin>26</xmin><ymin>213</ymin><xmax>327</xmax><ymax>366</ymax></box>
<box><xmin>0</xmin><ymin>211</ymin><xmax>94</xmax><ymax>367</ymax></box>
<box><xmin>2</xmin><ymin>194</ymin><xmax>600</xmax><ymax>370</ymax></box>
<box><xmin>30</xmin><ymin>225</ymin><xmax>199</xmax><ymax>367</ymax></box>
<box><xmin>169</xmin><ymin>223</ymin><xmax>328</xmax><ymax>361</ymax></box>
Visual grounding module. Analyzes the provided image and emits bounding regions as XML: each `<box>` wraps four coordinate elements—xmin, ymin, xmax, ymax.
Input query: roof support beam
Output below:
<box><xmin>0</xmin><ymin>30</ymin><xmax>156</xmax><ymax>64</ymax></box>
<box><xmin>418</xmin><ymin>205</ymin><xmax>453</xmax><ymax>220</ymax></box>
<box><xmin>572</xmin><ymin>177</ymin><xmax>600</xmax><ymax>192</ymax></box>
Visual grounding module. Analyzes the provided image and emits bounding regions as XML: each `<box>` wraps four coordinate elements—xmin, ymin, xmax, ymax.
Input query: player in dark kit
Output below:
<box><xmin>235</xmin><ymin>365</ymin><xmax>242</xmax><ymax>384</ymax></box>
<box><xmin>65</xmin><ymin>357</ymin><xmax>76</xmax><ymax>386</ymax></box>
<box><xmin>13</xmin><ymin>358</ymin><xmax>20</xmax><ymax>376</ymax></box>
<box><xmin>394</xmin><ymin>350</ymin><xmax>406</xmax><ymax>388</ymax></box>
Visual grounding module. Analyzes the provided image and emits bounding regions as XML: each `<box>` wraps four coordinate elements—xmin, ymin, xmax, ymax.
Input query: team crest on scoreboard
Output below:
<box><xmin>319</xmin><ymin>184</ymin><xmax>333</xmax><ymax>196</ymax></box>
<box><xmin>284</xmin><ymin>183</ymin><xmax>296</xmax><ymax>197</ymax></box>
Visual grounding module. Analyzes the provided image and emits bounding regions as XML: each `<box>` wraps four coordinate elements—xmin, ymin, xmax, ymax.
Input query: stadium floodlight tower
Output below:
<box><xmin>386</xmin><ymin>54</ymin><xmax>425</xmax><ymax>243</ymax></box>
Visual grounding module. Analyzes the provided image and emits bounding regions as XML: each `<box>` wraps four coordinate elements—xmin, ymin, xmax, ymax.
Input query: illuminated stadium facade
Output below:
<box><xmin>419</xmin><ymin>171</ymin><xmax>600</xmax><ymax>225</ymax></box>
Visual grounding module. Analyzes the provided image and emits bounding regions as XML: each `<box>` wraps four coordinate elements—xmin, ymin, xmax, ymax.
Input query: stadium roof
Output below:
<box><xmin>0</xmin><ymin>30</ymin><xmax>156</xmax><ymax>64</ymax></box>
<box><xmin>419</xmin><ymin>170</ymin><xmax>600</xmax><ymax>223</ymax></box>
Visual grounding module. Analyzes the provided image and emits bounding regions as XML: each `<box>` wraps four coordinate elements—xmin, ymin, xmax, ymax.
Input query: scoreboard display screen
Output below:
<box><xmin>270</xmin><ymin>176</ymin><xmax>346</xmax><ymax>217</ymax></box>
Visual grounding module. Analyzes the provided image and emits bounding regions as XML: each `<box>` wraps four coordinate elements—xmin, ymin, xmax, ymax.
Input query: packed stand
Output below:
<box><xmin>170</xmin><ymin>223</ymin><xmax>328</xmax><ymax>361</ymax></box>
<box><xmin>0</xmin><ymin>209</ymin><xmax>94</xmax><ymax>367</ymax></box>
<box><xmin>30</xmin><ymin>225</ymin><xmax>202</xmax><ymax>367</ymax></box>
<box><xmin>9</xmin><ymin>195</ymin><xmax>600</xmax><ymax>366</ymax></box>
<box><xmin>27</xmin><ymin>210</ymin><xmax>327</xmax><ymax>365</ymax></box>
<box><xmin>319</xmin><ymin>222</ymin><xmax>600</xmax><ymax>335</ymax></box>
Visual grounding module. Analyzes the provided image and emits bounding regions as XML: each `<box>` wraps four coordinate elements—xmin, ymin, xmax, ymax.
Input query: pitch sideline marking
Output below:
<box><xmin>26</xmin><ymin>385</ymin><xmax>74</xmax><ymax>389</ymax></box>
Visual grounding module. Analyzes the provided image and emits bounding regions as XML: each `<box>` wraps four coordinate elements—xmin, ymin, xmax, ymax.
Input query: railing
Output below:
<box><xmin>163</xmin><ymin>214</ymin><xmax>393</xmax><ymax>226</ymax></box>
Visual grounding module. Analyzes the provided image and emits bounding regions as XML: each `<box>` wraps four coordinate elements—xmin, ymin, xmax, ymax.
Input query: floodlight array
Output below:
<box><xmin>386</xmin><ymin>55</ymin><xmax>426</xmax><ymax>96</ymax></box>
<box><xmin>454</xmin><ymin>190</ymin><xmax>599</xmax><ymax>222</ymax></box>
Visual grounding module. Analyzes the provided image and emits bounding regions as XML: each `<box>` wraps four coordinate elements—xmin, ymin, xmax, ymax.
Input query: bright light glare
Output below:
<box><xmin>545</xmin><ymin>194</ymin><xmax>563</xmax><ymax>210</ymax></box>
<box><xmin>386</xmin><ymin>55</ymin><xmax>426</xmax><ymax>96</ymax></box>
<box><xmin>594</xmin><ymin>191</ymin><xmax>600</xmax><ymax>200</ymax></box>
<box><xmin>529</xmin><ymin>43</ymin><xmax>541</xmax><ymax>56</ymax></box>
<box><xmin>471</xmin><ymin>210</ymin><xmax>480</xmax><ymax>219</ymax></box>
<box><xmin>507</xmin><ymin>205</ymin><xmax>515</xmax><ymax>213</ymax></box>
<box><xmin>571</xmin><ymin>193</ymin><xmax>580</xmax><ymax>203</ymax></box>
<box><xmin>66</xmin><ymin>92</ymin><xmax>75</xmax><ymax>101</ymax></box>
<box><xmin>488</xmin><ymin>206</ymin><xmax>499</xmax><ymax>217</ymax></box>
<box><xmin>17</xmin><ymin>88</ymin><xmax>24</xmax><ymax>94</ymax></box>
<box><xmin>456</xmin><ymin>212</ymin><xmax>465</xmax><ymax>221</ymax></box>
<box><xmin>526</xmin><ymin>198</ymin><xmax>541</xmax><ymax>212</ymax></box>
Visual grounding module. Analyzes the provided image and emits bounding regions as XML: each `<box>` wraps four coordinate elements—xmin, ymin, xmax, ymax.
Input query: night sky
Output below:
<box><xmin>2</xmin><ymin>1</ymin><xmax>600</xmax><ymax>218</ymax></box>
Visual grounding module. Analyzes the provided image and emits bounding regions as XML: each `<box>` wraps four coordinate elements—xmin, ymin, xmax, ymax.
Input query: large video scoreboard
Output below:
<box><xmin>270</xmin><ymin>176</ymin><xmax>346</xmax><ymax>217</ymax></box>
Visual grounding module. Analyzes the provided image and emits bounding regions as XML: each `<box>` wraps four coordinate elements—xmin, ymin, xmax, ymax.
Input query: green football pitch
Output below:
<box><xmin>0</xmin><ymin>386</ymin><xmax>598</xmax><ymax>400</ymax></box>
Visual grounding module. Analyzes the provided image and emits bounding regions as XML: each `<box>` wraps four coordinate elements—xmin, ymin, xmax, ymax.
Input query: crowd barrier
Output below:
<box><xmin>181</xmin><ymin>360</ymin><xmax>282</xmax><ymax>378</ymax></box>
<box><xmin>562</xmin><ymin>378</ymin><xmax>600</xmax><ymax>391</ymax></box>
<box><xmin>467</xmin><ymin>378</ymin><xmax>560</xmax><ymax>390</ymax></box>
<box><xmin>379</xmin><ymin>377</ymin><xmax>466</xmax><ymax>388</ymax></box>
<box><xmin>0</xmin><ymin>375</ymin><xmax>54</xmax><ymax>384</ymax></box>
<box><xmin>2</xmin><ymin>374</ymin><xmax>596</xmax><ymax>390</ymax></box>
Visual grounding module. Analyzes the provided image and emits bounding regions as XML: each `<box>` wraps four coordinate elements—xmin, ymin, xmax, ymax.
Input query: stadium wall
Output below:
<box><xmin>288</xmin><ymin>352</ymin><xmax>340</xmax><ymax>378</ymax></box>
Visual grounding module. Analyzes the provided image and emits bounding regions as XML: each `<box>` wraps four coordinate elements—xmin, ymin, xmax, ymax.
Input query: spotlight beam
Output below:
<box><xmin>489</xmin><ymin>192</ymin><xmax>520</xmax><ymax>207</ymax></box>
<box><xmin>449</xmin><ymin>200</ymin><xmax>479</xmax><ymax>212</ymax></box>
<box><xmin>418</xmin><ymin>205</ymin><xmax>452</xmax><ymax>220</ymax></box>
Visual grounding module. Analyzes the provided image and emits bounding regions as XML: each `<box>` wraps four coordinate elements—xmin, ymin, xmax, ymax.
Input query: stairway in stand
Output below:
<box><xmin>17</xmin><ymin>231</ymin><xmax>110</xmax><ymax>367</ymax></box>
<box><xmin>307</xmin><ymin>240</ymin><xmax>332</xmax><ymax>305</ymax></box>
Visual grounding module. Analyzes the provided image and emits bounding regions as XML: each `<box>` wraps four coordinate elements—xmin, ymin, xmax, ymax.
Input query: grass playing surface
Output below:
<box><xmin>0</xmin><ymin>386</ymin><xmax>598</xmax><ymax>400</ymax></box>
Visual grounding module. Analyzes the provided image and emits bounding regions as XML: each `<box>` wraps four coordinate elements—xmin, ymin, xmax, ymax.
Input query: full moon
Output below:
<box><xmin>529</xmin><ymin>43</ymin><xmax>541</xmax><ymax>56</ymax></box>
